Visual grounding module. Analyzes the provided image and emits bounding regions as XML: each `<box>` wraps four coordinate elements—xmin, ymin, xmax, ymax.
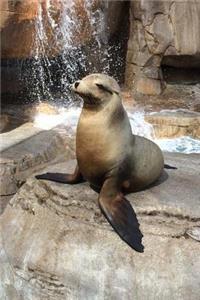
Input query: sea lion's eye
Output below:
<box><xmin>96</xmin><ymin>83</ymin><xmax>113</xmax><ymax>95</ymax></box>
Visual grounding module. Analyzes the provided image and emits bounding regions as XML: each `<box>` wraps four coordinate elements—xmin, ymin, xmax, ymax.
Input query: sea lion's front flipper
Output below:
<box><xmin>35</xmin><ymin>165</ymin><xmax>84</xmax><ymax>184</ymax></box>
<box><xmin>98</xmin><ymin>178</ymin><xmax>144</xmax><ymax>252</ymax></box>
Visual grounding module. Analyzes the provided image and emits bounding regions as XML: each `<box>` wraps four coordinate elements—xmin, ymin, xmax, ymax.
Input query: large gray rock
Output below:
<box><xmin>0</xmin><ymin>123</ymin><xmax>74</xmax><ymax>201</ymax></box>
<box><xmin>125</xmin><ymin>0</ymin><xmax>200</xmax><ymax>95</ymax></box>
<box><xmin>0</xmin><ymin>153</ymin><xmax>200</xmax><ymax>299</ymax></box>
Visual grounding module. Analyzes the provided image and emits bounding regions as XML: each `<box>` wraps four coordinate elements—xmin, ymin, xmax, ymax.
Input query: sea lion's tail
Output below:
<box><xmin>164</xmin><ymin>164</ymin><xmax>177</xmax><ymax>170</ymax></box>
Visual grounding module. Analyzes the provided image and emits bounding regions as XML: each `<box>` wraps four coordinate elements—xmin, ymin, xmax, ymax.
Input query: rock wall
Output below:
<box><xmin>0</xmin><ymin>0</ymin><xmax>39</xmax><ymax>59</ymax></box>
<box><xmin>125</xmin><ymin>0</ymin><xmax>200</xmax><ymax>95</ymax></box>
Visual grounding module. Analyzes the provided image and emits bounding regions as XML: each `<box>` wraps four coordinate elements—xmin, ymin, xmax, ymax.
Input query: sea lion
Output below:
<box><xmin>36</xmin><ymin>73</ymin><xmax>165</xmax><ymax>252</ymax></box>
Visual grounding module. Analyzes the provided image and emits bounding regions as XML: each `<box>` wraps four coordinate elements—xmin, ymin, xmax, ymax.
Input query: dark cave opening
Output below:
<box><xmin>161</xmin><ymin>55</ymin><xmax>200</xmax><ymax>85</ymax></box>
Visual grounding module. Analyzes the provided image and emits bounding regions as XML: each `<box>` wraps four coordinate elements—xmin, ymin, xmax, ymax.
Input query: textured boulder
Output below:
<box><xmin>0</xmin><ymin>0</ymin><xmax>39</xmax><ymax>59</ymax></box>
<box><xmin>125</xmin><ymin>0</ymin><xmax>200</xmax><ymax>95</ymax></box>
<box><xmin>0</xmin><ymin>153</ymin><xmax>200</xmax><ymax>299</ymax></box>
<box><xmin>0</xmin><ymin>123</ymin><xmax>74</xmax><ymax>201</ymax></box>
<box><xmin>145</xmin><ymin>110</ymin><xmax>200</xmax><ymax>138</ymax></box>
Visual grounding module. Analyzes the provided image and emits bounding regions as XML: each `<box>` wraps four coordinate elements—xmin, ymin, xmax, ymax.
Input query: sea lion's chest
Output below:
<box><xmin>76</xmin><ymin>109</ymin><xmax>130</xmax><ymax>183</ymax></box>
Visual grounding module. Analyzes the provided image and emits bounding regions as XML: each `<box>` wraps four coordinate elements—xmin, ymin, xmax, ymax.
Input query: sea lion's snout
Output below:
<box><xmin>72</xmin><ymin>81</ymin><xmax>80</xmax><ymax>92</ymax></box>
<box><xmin>74</xmin><ymin>81</ymin><xmax>80</xmax><ymax>89</ymax></box>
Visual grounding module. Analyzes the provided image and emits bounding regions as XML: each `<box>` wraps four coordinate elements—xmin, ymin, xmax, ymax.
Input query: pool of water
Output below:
<box><xmin>154</xmin><ymin>136</ymin><xmax>200</xmax><ymax>154</ymax></box>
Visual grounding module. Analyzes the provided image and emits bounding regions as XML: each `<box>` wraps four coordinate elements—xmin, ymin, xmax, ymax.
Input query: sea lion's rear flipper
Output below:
<box><xmin>98</xmin><ymin>178</ymin><xmax>144</xmax><ymax>252</ymax></box>
<box><xmin>35</xmin><ymin>165</ymin><xmax>84</xmax><ymax>184</ymax></box>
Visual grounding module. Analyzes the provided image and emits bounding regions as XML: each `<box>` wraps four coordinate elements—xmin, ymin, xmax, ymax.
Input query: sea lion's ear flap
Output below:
<box><xmin>96</xmin><ymin>83</ymin><xmax>114</xmax><ymax>95</ymax></box>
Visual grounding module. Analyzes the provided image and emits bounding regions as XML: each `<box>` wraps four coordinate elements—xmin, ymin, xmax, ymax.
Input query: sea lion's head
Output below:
<box><xmin>72</xmin><ymin>73</ymin><xmax>121</xmax><ymax>106</ymax></box>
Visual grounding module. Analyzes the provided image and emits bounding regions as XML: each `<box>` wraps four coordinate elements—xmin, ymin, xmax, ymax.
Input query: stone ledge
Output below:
<box><xmin>0</xmin><ymin>124</ymin><xmax>75</xmax><ymax>198</ymax></box>
<box><xmin>145</xmin><ymin>110</ymin><xmax>200</xmax><ymax>138</ymax></box>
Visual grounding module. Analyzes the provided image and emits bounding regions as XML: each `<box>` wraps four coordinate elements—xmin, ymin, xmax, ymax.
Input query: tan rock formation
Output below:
<box><xmin>145</xmin><ymin>110</ymin><xmax>200</xmax><ymax>138</ymax></box>
<box><xmin>125</xmin><ymin>0</ymin><xmax>200</xmax><ymax>95</ymax></box>
<box><xmin>0</xmin><ymin>0</ymin><xmax>39</xmax><ymax>59</ymax></box>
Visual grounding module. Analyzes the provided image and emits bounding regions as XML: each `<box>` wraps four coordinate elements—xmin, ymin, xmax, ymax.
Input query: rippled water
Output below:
<box><xmin>154</xmin><ymin>136</ymin><xmax>200</xmax><ymax>154</ymax></box>
<box><xmin>34</xmin><ymin>107</ymin><xmax>200</xmax><ymax>154</ymax></box>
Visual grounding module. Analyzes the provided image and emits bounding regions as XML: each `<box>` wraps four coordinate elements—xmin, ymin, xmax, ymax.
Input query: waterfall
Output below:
<box><xmin>21</xmin><ymin>0</ymin><xmax>123</xmax><ymax>105</ymax></box>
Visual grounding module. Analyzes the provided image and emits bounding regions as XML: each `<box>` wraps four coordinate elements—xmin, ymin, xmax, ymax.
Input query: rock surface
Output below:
<box><xmin>0</xmin><ymin>0</ymin><xmax>39</xmax><ymax>59</ymax></box>
<box><xmin>0</xmin><ymin>123</ymin><xmax>43</xmax><ymax>152</ymax></box>
<box><xmin>0</xmin><ymin>115</ymin><xmax>10</xmax><ymax>133</ymax></box>
<box><xmin>0</xmin><ymin>123</ymin><xmax>74</xmax><ymax>201</ymax></box>
<box><xmin>125</xmin><ymin>0</ymin><xmax>200</xmax><ymax>95</ymax></box>
<box><xmin>145</xmin><ymin>110</ymin><xmax>200</xmax><ymax>138</ymax></box>
<box><xmin>0</xmin><ymin>153</ymin><xmax>200</xmax><ymax>299</ymax></box>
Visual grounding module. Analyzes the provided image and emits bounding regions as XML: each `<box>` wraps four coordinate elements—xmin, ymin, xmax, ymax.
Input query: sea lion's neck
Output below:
<box><xmin>81</xmin><ymin>94</ymin><xmax>123</xmax><ymax>117</ymax></box>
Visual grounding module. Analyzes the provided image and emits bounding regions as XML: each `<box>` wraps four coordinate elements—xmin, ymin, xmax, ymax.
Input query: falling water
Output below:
<box><xmin>21</xmin><ymin>0</ymin><xmax>124</xmax><ymax>105</ymax></box>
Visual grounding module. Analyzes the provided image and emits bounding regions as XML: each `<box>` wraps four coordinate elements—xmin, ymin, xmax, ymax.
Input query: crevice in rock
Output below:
<box><xmin>138</xmin><ymin>210</ymin><xmax>200</xmax><ymax>223</ymax></box>
<box><xmin>14</xmin><ymin>266</ymin><xmax>69</xmax><ymax>297</ymax></box>
<box><xmin>169</xmin><ymin>1</ymin><xmax>175</xmax><ymax>15</ymax></box>
<box><xmin>144</xmin><ymin>12</ymin><xmax>166</xmax><ymax>28</ymax></box>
